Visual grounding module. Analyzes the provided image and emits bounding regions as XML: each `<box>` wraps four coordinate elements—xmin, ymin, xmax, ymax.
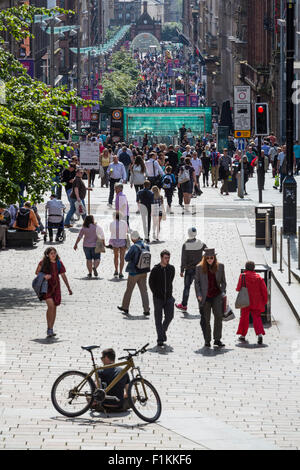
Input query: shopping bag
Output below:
<box><xmin>235</xmin><ymin>274</ymin><xmax>250</xmax><ymax>309</ymax></box>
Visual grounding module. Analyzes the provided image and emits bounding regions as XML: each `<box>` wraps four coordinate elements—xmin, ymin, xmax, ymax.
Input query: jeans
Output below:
<box><xmin>296</xmin><ymin>159</ymin><xmax>300</xmax><ymax>175</ymax></box>
<box><xmin>52</xmin><ymin>175</ymin><xmax>62</xmax><ymax>200</ymax></box>
<box><xmin>65</xmin><ymin>198</ymin><xmax>86</xmax><ymax>225</ymax></box>
<box><xmin>178</xmin><ymin>185</ymin><xmax>183</xmax><ymax>205</ymax></box>
<box><xmin>153</xmin><ymin>296</ymin><xmax>175</xmax><ymax>344</ymax></box>
<box><xmin>182</xmin><ymin>268</ymin><xmax>195</xmax><ymax>307</ymax></box>
<box><xmin>108</xmin><ymin>178</ymin><xmax>120</xmax><ymax>205</ymax></box>
<box><xmin>164</xmin><ymin>188</ymin><xmax>173</xmax><ymax>207</ymax></box>
<box><xmin>66</xmin><ymin>188</ymin><xmax>72</xmax><ymax>204</ymax></box>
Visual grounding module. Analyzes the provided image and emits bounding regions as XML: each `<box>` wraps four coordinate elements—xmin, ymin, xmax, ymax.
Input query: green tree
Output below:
<box><xmin>0</xmin><ymin>4</ymin><xmax>96</xmax><ymax>205</ymax></box>
<box><xmin>162</xmin><ymin>22</ymin><xmax>182</xmax><ymax>42</ymax></box>
<box><xmin>101</xmin><ymin>49</ymin><xmax>140</xmax><ymax>112</ymax></box>
<box><xmin>110</xmin><ymin>48</ymin><xmax>139</xmax><ymax>81</ymax></box>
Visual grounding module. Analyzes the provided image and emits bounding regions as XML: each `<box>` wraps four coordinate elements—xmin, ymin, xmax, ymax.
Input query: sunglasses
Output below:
<box><xmin>206</xmin><ymin>256</ymin><xmax>215</xmax><ymax>260</ymax></box>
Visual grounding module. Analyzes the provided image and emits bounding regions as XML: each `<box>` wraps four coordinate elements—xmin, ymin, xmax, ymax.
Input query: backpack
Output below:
<box><xmin>162</xmin><ymin>174</ymin><xmax>173</xmax><ymax>190</ymax></box>
<box><xmin>136</xmin><ymin>244</ymin><xmax>151</xmax><ymax>271</ymax></box>
<box><xmin>16</xmin><ymin>208</ymin><xmax>30</xmax><ymax>228</ymax></box>
<box><xmin>178</xmin><ymin>167</ymin><xmax>190</xmax><ymax>184</ymax></box>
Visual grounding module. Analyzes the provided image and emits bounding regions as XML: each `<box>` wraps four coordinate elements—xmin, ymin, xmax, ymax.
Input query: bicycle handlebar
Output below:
<box><xmin>118</xmin><ymin>343</ymin><xmax>149</xmax><ymax>361</ymax></box>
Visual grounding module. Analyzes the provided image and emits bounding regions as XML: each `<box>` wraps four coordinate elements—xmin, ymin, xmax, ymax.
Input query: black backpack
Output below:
<box><xmin>16</xmin><ymin>208</ymin><xmax>30</xmax><ymax>228</ymax></box>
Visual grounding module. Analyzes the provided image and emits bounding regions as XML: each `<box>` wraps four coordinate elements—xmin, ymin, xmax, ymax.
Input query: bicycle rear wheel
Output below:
<box><xmin>128</xmin><ymin>378</ymin><xmax>161</xmax><ymax>423</ymax></box>
<box><xmin>51</xmin><ymin>370</ymin><xmax>95</xmax><ymax>418</ymax></box>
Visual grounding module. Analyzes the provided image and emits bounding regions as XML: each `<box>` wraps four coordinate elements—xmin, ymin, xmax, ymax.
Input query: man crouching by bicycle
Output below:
<box><xmin>92</xmin><ymin>348</ymin><xmax>130</xmax><ymax>412</ymax></box>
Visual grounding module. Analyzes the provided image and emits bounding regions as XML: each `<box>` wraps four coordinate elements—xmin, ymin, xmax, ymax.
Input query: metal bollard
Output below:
<box><xmin>272</xmin><ymin>225</ymin><xmax>277</xmax><ymax>263</ymax></box>
<box><xmin>288</xmin><ymin>236</ymin><xmax>291</xmax><ymax>285</ymax></box>
<box><xmin>265</xmin><ymin>210</ymin><xmax>271</xmax><ymax>249</ymax></box>
<box><xmin>280</xmin><ymin>227</ymin><xmax>283</xmax><ymax>272</ymax></box>
<box><xmin>298</xmin><ymin>226</ymin><xmax>300</xmax><ymax>270</ymax></box>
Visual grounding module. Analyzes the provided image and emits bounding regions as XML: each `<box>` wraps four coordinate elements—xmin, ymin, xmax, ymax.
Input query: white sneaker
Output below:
<box><xmin>107</xmin><ymin>203</ymin><xmax>112</xmax><ymax>208</ymax></box>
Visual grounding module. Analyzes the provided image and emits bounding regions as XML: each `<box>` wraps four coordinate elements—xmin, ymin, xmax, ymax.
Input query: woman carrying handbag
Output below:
<box><xmin>195</xmin><ymin>248</ymin><xmax>227</xmax><ymax>348</ymax></box>
<box><xmin>235</xmin><ymin>261</ymin><xmax>268</xmax><ymax>344</ymax></box>
<box><xmin>73</xmin><ymin>215</ymin><xmax>105</xmax><ymax>279</ymax></box>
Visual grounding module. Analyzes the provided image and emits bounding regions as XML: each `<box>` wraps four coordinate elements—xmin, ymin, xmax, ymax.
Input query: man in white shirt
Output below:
<box><xmin>191</xmin><ymin>151</ymin><xmax>202</xmax><ymax>189</ymax></box>
<box><xmin>107</xmin><ymin>156</ymin><xmax>127</xmax><ymax>207</ymax></box>
<box><xmin>145</xmin><ymin>152</ymin><xmax>164</xmax><ymax>187</ymax></box>
<box><xmin>117</xmin><ymin>145</ymin><xmax>133</xmax><ymax>159</ymax></box>
<box><xmin>46</xmin><ymin>195</ymin><xmax>66</xmax><ymax>242</ymax></box>
<box><xmin>182</xmin><ymin>145</ymin><xmax>191</xmax><ymax>158</ymax></box>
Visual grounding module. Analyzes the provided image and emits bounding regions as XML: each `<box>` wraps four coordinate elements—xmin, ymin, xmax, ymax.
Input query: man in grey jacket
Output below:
<box><xmin>175</xmin><ymin>227</ymin><xmax>207</xmax><ymax>312</ymax></box>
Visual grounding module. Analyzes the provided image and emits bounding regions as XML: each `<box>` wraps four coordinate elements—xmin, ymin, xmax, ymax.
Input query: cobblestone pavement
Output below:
<box><xmin>1</xmin><ymin>173</ymin><xmax>300</xmax><ymax>450</ymax></box>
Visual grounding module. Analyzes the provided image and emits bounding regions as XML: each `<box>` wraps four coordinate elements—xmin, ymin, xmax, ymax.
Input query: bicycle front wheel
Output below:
<box><xmin>51</xmin><ymin>370</ymin><xmax>95</xmax><ymax>418</ymax></box>
<box><xmin>128</xmin><ymin>378</ymin><xmax>162</xmax><ymax>423</ymax></box>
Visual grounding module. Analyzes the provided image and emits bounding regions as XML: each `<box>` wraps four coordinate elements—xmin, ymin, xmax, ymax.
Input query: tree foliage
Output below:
<box><xmin>0</xmin><ymin>5</ymin><xmax>95</xmax><ymax>205</ymax></box>
<box><xmin>162</xmin><ymin>22</ymin><xmax>182</xmax><ymax>42</ymax></box>
<box><xmin>101</xmin><ymin>49</ymin><xmax>139</xmax><ymax>112</ymax></box>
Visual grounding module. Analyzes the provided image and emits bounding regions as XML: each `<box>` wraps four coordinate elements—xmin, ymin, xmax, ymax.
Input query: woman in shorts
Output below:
<box><xmin>73</xmin><ymin>215</ymin><xmax>105</xmax><ymax>279</ymax></box>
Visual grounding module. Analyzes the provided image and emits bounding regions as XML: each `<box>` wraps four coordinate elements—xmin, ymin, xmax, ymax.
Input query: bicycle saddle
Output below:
<box><xmin>81</xmin><ymin>345</ymin><xmax>100</xmax><ymax>352</ymax></box>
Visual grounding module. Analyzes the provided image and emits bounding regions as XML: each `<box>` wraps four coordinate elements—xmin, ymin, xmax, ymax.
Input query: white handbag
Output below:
<box><xmin>75</xmin><ymin>201</ymin><xmax>86</xmax><ymax>217</ymax></box>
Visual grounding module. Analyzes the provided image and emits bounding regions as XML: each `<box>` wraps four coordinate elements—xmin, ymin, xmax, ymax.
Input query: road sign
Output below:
<box><xmin>234</xmin><ymin>85</ymin><xmax>251</xmax><ymax>135</ymax></box>
<box><xmin>234</xmin><ymin>130</ymin><xmax>251</xmax><ymax>138</ymax></box>
<box><xmin>234</xmin><ymin>103</ymin><xmax>251</xmax><ymax>131</ymax></box>
<box><xmin>234</xmin><ymin>86</ymin><xmax>251</xmax><ymax>104</ymax></box>
<box><xmin>238</xmin><ymin>138</ymin><xmax>246</xmax><ymax>151</ymax></box>
<box><xmin>79</xmin><ymin>141</ymin><xmax>100</xmax><ymax>170</ymax></box>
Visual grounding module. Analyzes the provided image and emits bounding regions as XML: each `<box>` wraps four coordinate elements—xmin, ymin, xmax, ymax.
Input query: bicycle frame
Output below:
<box><xmin>72</xmin><ymin>357</ymin><xmax>149</xmax><ymax>402</ymax></box>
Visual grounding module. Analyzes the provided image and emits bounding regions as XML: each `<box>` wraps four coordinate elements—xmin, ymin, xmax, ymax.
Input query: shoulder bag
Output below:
<box><xmin>235</xmin><ymin>274</ymin><xmax>250</xmax><ymax>309</ymax></box>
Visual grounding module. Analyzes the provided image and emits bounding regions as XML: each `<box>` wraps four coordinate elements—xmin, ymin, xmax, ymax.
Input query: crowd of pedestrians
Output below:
<box><xmin>131</xmin><ymin>50</ymin><xmax>206</xmax><ymax>108</ymax></box>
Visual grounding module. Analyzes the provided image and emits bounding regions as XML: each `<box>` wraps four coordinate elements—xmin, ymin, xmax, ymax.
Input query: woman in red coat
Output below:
<box><xmin>236</xmin><ymin>261</ymin><xmax>268</xmax><ymax>344</ymax></box>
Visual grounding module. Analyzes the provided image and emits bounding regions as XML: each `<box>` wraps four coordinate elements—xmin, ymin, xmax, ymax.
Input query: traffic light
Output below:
<box><xmin>255</xmin><ymin>103</ymin><xmax>269</xmax><ymax>136</ymax></box>
<box><xmin>60</xmin><ymin>106</ymin><xmax>70</xmax><ymax>141</ymax></box>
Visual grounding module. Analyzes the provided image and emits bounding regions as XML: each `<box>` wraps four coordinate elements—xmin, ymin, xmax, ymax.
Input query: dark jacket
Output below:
<box><xmin>119</xmin><ymin>152</ymin><xmax>131</xmax><ymax>167</ymax></box>
<box><xmin>125</xmin><ymin>240</ymin><xmax>150</xmax><ymax>274</ymax></box>
<box><xmin>195</xmin><ymin>263</ymin><xmax>226</xmax><ymax>306</ymax></box>
<box><xmin>149</xmin><ymin>263</ymin><xmax>175</xmax><ymax>300</ymax></box>
<box><xmin>180</xmin><ymin>238</ymin><xmax>207</xmax><ymax>273</ymax></box>
<box><xmin>136</xmin><ymin>188</ymin><xmax>154</xmax><ymax>210</ymax></box>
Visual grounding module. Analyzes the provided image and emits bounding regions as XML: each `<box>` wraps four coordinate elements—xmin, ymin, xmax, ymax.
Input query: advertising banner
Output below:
<box><xmin>19</xmin><ymin>59</ymin><xmax>34</xmax><ymax>78</ymax></box>
<box><xmin>79</xmin><ymin>141</ymin><xmax>100</xmax><ymax>170</ymax></box>
<box><xmin>176</xmin><ymin>94</ymin><xmax>187</xmax><ymax>107</ymax></box>
<box><xmin>189</xmin><ymin>93</ymin><xmax>199</xmax><ymax>107</ymax></box>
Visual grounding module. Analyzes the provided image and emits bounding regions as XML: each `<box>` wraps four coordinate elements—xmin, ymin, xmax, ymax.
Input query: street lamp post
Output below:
<box><xmin>283</xmin><ymin>0</ymin><xmax>297</xmax><ymax>235</ymax></box>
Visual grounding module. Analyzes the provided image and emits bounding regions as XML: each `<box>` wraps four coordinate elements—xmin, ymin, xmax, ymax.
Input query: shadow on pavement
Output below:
<box><xmin>74</xmin><ymin>277</ymin><xmax>104</xmax><ymax>281</ymax></box>
<box><xmin>235</xmin><ymin>342</ymin><xmax>268</xmax><ymax>349</ymax></box>
<box><xmin>147</xmin><ymin>345</ymin><xmax>174</xmax><ymax>355</ymax></box>
<box><xmin>51</xmin><ymin>413</ymin><xmax>150</xmax><ymax>429</ymax></box>
<box><xmin>31</xmin><ymin>338</ymin><xmax>66</xmax><ymax>345</ymax></box>
<box><xmin>123</xmin><ymin>315</ymin><xmax>150</xmax><ymax>321</ymax></box>
<box><xmin>180</xmin><ymin>313</ymin><xmax>201</xmax><ymax>320</ymax></box>
<box><xmin>194</xmin><ymin>347</ymin><xmax>234</xmax><ymax>356</ymax></box>
<box><xmin>0</xmin><ymin>288</ymin><xmax>39</xmax><ymax>313</ymax></box>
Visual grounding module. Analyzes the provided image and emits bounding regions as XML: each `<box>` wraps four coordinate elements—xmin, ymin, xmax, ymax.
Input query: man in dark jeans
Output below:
<box><xmin>137</xmin><ymin>180</ymin><xmax>154</xmax><ymax>243</ymax></box>
<box><xmin>175</xmin><ymin>227</ymin><xmax>207</xmax><ymax>312</ymax></box>
<box><xmin>149</xmin><ymin>250</ymin><xmax>175</xmax><ymax>348</ymax></box>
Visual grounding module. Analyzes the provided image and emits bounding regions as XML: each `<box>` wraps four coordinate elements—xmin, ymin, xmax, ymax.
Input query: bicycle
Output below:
<box><xmin>51</xmin><ymin>343</ymin><xmax>162</xmax><ymax>423</ymax></box>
